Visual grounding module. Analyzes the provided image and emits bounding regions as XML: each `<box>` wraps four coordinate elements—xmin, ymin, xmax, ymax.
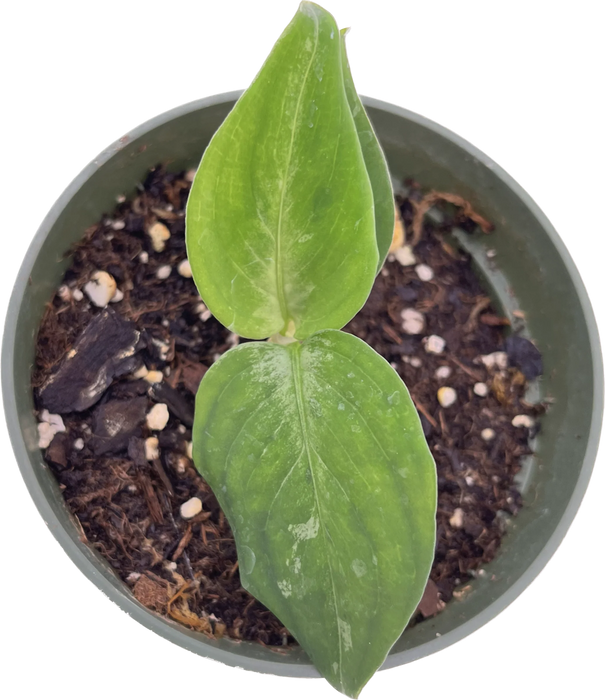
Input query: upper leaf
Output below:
<box><xmin>193</xmin><ymin>330</ymin><xmax>437</xmax><ymax>697</ymax></box>
<box><xmin>186</xmin><ymin>2</ymin><xmax>378</xmax><ymax>340</ymax></box>
<box><xmin>340</xmin><ymin>29</ymin><xmax>395</xmax><ymax>271</ymax></box>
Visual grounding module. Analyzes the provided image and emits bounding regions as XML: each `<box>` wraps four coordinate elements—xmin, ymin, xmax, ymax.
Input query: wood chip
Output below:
<box><xmin>480</xmin><ymin>313</ymin><xmax>510</xmax><ymax>327</ymax></box>
<box><xmin>39</xmin><ymin>309</ymin><xmax>140</xmax><ymax>413</ymax></box>
<box><xmin>45</xmin><ymin>433</ymin><xmax>69</xmax><ymax>468</ymax></box>
<box><xmin>151</xmin><ymin>457</ymin><xmax>175</xmax><ymax>497</ymax></box>
<box><xmin>171</xmin><ymin>524</ymin><xmax>193</xmax><ymax>562</ymax></box>
<box><xmin>180</xmin><ymin>362</ymin><xmax>208</xmax><ymax>395</ymax></box>
<box><xmin>137</xmin><ymin>468</ymin><xmax>164</xmax><ymax>524</ymax></box>
<box><xmin>149</xmin><ymin>382</ymin><xmax>194</xmax><ymax>426</ymax></box>
<box><xmin>410</xmin><ymin>393</ymin><xmax>438</xmax><ymax>429</ymax></box>
<box><xmin>416</xmin><ymin>579</ymin><xmax>446</xmax><ymax>617</ymax></box>
<box><xmin>389</xmin><ymin>205</ymin><xmax>405</xmax><ymax>252</ymax></box>
<box><xmin>90</xmin><ymin>397</ymin><xmax>148</xmax><ymax>455</ymax></box>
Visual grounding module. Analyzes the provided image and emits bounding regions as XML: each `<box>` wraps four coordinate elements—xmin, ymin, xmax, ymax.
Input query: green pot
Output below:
<box><xmin>2</xmin><ymin>92</ymin><xmax>602</xmax><ymax>677</ymax></box>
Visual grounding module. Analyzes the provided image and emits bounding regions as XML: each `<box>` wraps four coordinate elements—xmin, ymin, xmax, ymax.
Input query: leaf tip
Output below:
<box><xmin>298</xmin><ymin>1</ymin><xmax>337</xmax><ymax>27</ymax></box>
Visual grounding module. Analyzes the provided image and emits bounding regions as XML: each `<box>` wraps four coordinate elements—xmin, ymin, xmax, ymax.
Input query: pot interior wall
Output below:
<box><xmin>5</xmin><ymin>94</ymin><xmax>601</xmax><ymax>674</ymax></box>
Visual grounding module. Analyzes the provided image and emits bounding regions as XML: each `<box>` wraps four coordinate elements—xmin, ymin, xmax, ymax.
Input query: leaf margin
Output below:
<box><xmin>192</xmin><ymin>329</ymin><xmax>437</xmax><ymax>697</ymax></box>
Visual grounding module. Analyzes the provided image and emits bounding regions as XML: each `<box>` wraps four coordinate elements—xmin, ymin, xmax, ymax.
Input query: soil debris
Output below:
<box><xmin>91</xmin><ymin>397</ymin><xmax>148</xmax><ymax>455</ymax></box>
<box><xmin>416</xmin><ymin>579</ymin><xmax>446</xmax><ymax>618</ymax></box>
<box><xmin>33</xmin><ymin>167</ymin><xmax>545</xmax><ymax>646</ymax></box>
<box><xmin>410</xmin><ymin>189</ymin><xmax>495</xmax><ymax>247</ymax></box>
<box><xmin>505</xmin><ymin>335</ymin><xmax>543</xmax><ymax>381</ymax></box>
<box><xmin>134</xmin><ymin>574</ymin><xmax>170</xmax><ymax>612</ymax></box>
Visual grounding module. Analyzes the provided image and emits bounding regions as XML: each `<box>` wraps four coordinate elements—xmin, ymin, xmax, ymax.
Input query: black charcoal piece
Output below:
<box><xmin>39</xmin><ymin>309</ymin><xmax>140</xmax><ymax>413</ymax></box>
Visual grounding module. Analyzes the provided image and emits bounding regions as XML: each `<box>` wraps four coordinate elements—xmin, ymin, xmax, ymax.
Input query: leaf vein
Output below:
<box><xmin>274</xmin><ymin>12</ymin><xmax>320</xmax><ymax>328</ymax></box>
<box><xmin>311</xmin><ymin>445</ymin><xmax>379</xmax><ymax>620</ymax></box>
<box><xmin>308</xmin><ymin>375</ymin><xmax>392</xmax><ymax>466</ymax></box>
<box><xmin>264</xmin><ymin>449</ymin><xmax>305</xmax><ymax>529</ymax></box>
<box><xmin>224</xmin><ymin>386</ymin><xmax>284</xmax><ymax>472</ymax></box>
<box><xmin>291</xmin><ymin>346</ymin><xmax>344</xmax><ymax>690</ymax></box>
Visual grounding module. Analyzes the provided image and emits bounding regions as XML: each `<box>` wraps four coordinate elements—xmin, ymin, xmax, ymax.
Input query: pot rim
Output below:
<box><xmin>2</xmin><ymin>91</ymin><xmax>603</xmax><ymax>677</ymax></box>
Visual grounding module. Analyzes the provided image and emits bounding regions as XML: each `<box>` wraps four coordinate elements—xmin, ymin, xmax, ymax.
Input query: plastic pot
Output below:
<box><xmin>2</xmin><ymin>92</ymin><xmax>602</xmax><ymax>677</ymax></box>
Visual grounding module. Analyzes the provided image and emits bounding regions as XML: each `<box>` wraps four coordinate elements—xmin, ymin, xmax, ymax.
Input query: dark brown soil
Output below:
<box><xmin>33</xmin><ymin>166</ymin><xmax>543</xmax><ymax>647</ymax></box>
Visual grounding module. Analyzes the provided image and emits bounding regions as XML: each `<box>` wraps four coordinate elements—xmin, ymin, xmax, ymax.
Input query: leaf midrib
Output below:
<box><xmin>290</xmin><ymin>344</ymin><xmax>344</xmax><ymax>692</ymax></box>
<box><xmin>274</xmin><ymin>15</ymin><xmax>319</xmax><ymax>334</ymax></box>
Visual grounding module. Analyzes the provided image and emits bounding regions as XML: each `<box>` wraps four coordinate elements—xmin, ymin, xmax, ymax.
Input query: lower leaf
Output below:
<box><xmin>193</xmin><ymin>329</ymin><xmax>436</xmax><ymax>697</ymax></box>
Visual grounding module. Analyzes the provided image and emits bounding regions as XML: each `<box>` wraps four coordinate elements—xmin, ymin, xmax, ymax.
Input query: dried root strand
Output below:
<box><xmin>411</xmin><ymin>191</ymin><xmax>494</xmax><ymax>246</ymax></box>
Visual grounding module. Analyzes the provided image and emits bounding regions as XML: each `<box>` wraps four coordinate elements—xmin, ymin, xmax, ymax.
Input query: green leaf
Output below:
<box><xmin>193</xmin><ymin>330</ymin><xmax>436</xmax><ymax>697</ymax></box>
<box><xmin>186</xmin><ymin>2</ymin><xmax>378</xmax><ymax>340</ymax></box>
<box><xmin>340</xmin><ymin>29</ymin><xmax>395</xmax><ymax>271</ymax></box>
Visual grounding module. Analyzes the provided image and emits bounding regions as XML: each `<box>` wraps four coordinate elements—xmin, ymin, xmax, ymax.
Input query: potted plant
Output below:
<box><xmin>2</xmin><ymin>0</ymin><xmax>602</xmax><ymax>690</ymax></box>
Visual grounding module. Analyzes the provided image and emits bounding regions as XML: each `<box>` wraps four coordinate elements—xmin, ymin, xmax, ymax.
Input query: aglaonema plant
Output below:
<box><xmin>185</xmin><ymin>2</ymin><xmax>437</xmax><ymax>696</ymax></box>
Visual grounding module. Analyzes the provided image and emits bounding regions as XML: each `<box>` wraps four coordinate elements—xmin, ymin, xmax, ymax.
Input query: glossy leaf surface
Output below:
<box><xmin>186</xmin><ymin>2</ymin><xmax>379</xmax><ymax>340</ymax></box>
<box><xmin>193</xmin><ymin>330</ymin><xmax>437</xmax><ymax>697</ymax></box>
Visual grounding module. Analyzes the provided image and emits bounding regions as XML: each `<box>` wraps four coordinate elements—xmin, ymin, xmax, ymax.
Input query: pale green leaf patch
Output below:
<box><xmin>193</xmin><ymin>330</ymin><xmax>437</xmax><ymax>697</ymax></box>
<box><xmin>186</xmin><ymin>2</ymin><xmax>379</xmax><ymax>340</ymax></box>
